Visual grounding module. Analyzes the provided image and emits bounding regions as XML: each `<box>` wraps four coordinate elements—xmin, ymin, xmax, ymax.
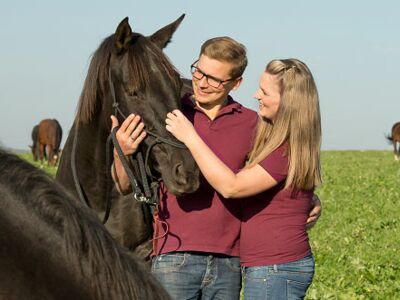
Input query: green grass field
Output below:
<box><xmin>19</xmin><ymin>150</ymin><xmax>400</xmax><ymax>299</ymax></box>
<box><xmin>308</xmin><ymin>151</ymin><xmax>400</xmax><ymax>299</ymax></box>
<box><xmin>19</xmin><ymin>152</ymin><xmax>58</xmax><ymax>177</ymax></box>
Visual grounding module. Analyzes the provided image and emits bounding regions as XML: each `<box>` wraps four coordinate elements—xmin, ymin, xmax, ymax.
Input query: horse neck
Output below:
<box><xmin>57</xmin><ymin>95</ymin><xmax>114</xmax><ymax>212</ymax></box>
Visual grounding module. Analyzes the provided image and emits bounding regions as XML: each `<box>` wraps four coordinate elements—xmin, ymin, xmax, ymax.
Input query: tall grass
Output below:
<box><xmin>18</xmin><ymin>150</ymin><xmax>400</xmax><ymax>299</ymax></box>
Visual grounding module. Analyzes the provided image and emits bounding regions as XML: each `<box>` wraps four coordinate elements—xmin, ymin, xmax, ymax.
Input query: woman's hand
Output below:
<box><xmin>165</xmin><ymin>109</ymin><xmax>197</xmax><ymax>145</ymax></box>
<box><xmin>110</xmin><ymin>114</ymin><xmax>146</xmax><ymax>157</ymax></box>
<box><xmin>110</xmin><ymin>114</ymin><xmax>146</xmax><ymax>194</ymax></box>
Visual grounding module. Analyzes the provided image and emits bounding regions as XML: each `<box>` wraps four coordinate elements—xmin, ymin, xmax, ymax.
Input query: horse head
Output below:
<box><xmin>108</xmin><ymin>15</ymin><xmax>200</xmax><ymax>195</ymax></box>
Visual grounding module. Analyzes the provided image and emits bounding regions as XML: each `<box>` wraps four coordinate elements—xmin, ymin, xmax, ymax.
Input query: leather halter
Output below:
<box><xmin>70</xmin><ymin>67</ymin><xmax>186</xmax><ymax>224</ymax></box>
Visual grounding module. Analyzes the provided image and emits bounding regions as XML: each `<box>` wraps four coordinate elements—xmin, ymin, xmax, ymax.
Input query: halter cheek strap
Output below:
<box><xmin>106</xmin><ymin>68</ymin><xmax>189</xmax><ymax>223</ymax></box>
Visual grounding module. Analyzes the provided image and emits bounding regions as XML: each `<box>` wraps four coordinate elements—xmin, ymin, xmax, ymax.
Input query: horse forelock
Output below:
<box><xmin>76</xmin><ymin>33</ymin><xmax>181</xmax><ymax>126</ymax></box>
<box><xmin>126</xmin><ymin>36</ymin><xmax>181</xmax><ymax>93</ymax></box>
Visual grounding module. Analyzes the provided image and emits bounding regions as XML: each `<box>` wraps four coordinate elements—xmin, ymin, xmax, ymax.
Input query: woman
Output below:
<box><xmin>165</xmin><ymin>58</ymin><xmax>321</xmax><ymax>299</ymax></box>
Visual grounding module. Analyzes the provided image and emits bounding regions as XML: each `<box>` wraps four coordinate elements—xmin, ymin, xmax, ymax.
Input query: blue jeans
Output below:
<box><xmin>151</xmin><ymin>252</ymin><xmax>241</xmax><ymax>300</ymax></box>
<box><xmin>243</xmin><ymin>255</ymin><xmax>315</xmax><ymax>300</ymax></box>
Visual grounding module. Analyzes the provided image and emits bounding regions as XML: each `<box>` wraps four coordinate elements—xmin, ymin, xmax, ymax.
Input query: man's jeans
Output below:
<box><xmin>152</xmin><ymin>252</ymin><xmax>241</xmax><ymax>300</ymax></box>
<box><xmin>242</xmin><ymin>254</ymin><xmax>315</xmax><ymax>300</ymax></box>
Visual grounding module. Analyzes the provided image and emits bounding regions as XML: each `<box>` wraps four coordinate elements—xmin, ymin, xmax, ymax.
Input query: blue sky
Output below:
<box><xmin>1</xmin><ymin>1</ymin><xmax>399</xmax><ymax>150</ymax></box>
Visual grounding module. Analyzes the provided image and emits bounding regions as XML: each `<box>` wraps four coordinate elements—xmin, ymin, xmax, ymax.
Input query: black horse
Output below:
<box><xmin>30</xmin><ymin>124</ymin><xmax>39</xmax><ymax>161</ymax></box>
<box><xmin>56</xmin><ymin>15</ymin><xmax>199</xmax><ymax>259</ymax></box>
<box><xmin>387</xmin><ymin>121</ymin><xmax>400</xmax><ymax>161</ymax></box>
<box><xmin>0</xmin><ymin>149</ymin><xmax>170</xmax><ymax>300</ymax></box>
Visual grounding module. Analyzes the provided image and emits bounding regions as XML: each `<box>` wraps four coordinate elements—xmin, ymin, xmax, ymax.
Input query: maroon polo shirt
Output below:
<box><xmin>240</xmin><ymin>143</ymin><xmax>313</xmax><ymax>266</ymax></box>
<box><xmin>153</xmin><ymin>93</ymin><xmax>258</xmax><ymax>257</ymax></box>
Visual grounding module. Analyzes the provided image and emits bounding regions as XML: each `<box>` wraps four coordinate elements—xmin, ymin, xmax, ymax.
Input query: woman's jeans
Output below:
<box><xmin>242</xmin><ymin>254</ymin><xmax>315</xmax><ymax>300</ymax></box>
<box><xmin>152</xmin><ymin>252</ymin><xmax>241</xmax><ymax>300</ymax></box>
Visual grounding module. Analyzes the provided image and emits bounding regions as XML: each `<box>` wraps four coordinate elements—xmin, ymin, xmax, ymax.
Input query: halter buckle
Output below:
<box><xmin>134</xmin><ymin>192</ymin><xmax>155</xmax><ymax>205</ymax></box>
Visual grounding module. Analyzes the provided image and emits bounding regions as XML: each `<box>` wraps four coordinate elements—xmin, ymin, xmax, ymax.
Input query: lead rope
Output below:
<box><xmin>151</xmin><ymin>205</ymin><xmax>170</xmax><ymax>256</ymax></box>
<box><xmin>71</xmin><ymin>123</ymin><xmax>91</xmax><ymax>208</ymax></box>
<box><xmin>105</xmin><ymin>68</ymin><xmax>159</xmax><ymax>225</ymax></box>
<box><xmin>110</xmin><ymin>127</ymin><xmax>156</xmax><ymax>204</ymax></box>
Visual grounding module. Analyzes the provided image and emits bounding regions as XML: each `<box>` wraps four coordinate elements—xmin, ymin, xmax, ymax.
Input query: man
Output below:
<box><xmin>111</xmin><ymin>37</ymin><xmax>321</xmax><ymax>299</ymax></box>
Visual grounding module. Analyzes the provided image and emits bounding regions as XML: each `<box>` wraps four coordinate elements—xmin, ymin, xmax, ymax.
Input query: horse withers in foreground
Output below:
<box><xmin>387</xmin><ymin>122</ymin><xmax>400</xmax><ymax>160</ymax></box>
<box><xmin>31</xmin><ymin>119</ymin><xmax>63</xmax><ymax>166</ymax></box>
<box><xmin>0</xmin><ymin>149</ymin><xmax>170</xmax><ymax>300</ymax></box>
<box><xmin>56</xmin><ymin>15</ymin><xmax>199</xmax><ymax>260</ymax></box>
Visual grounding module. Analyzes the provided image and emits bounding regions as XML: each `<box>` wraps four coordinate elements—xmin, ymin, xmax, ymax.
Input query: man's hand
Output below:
<box><xmin>306</xmin><ymin>194</ymin><xmax>322</xmax><ymax>230</ymax></box>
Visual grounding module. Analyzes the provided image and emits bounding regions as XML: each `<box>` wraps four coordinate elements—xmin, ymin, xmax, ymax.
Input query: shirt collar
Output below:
<box><xmin>182</xmin><ymin>93</ymin><xmax>243</xmax><ymax>114</ymax></box>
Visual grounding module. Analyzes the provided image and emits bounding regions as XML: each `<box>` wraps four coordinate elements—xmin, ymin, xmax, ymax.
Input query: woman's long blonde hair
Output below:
<box><xmin>247</xmin><ymin>59</ymin><xmax>322</xmax><ymax>190</ymax></box>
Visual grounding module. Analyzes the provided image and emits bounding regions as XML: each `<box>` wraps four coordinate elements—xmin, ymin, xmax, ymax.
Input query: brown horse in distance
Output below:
<box><xmin>387</xmin><ymin>122</ymin><xmax>400</xmax><ymax>160</ymax></box>
<box><xmin>34</xmin><ymin>119</ymin><xmax>63</xmax><ymax>166</ymax></box>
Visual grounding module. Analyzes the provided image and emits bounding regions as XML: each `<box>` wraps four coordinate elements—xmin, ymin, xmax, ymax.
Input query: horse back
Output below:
<box><xmin>0</xmin><ymin>150</ymin><xmax>91</xmax><ymax>299</ymax></box>
<box><xmin>0</xmin><ymin>149</ymin><xmax>170</xmax><ymax>299</ymax></box>
<box><xmin>38</xmin><ymin>119</ymin><xmax>62</xmax><ymax>151</ymax></box>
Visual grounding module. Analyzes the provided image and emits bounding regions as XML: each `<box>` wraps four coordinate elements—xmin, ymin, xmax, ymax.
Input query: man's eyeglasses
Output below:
<box><xmin>190</xmin><ymin>60</ymin><xmax>235</xmax><ymax>89</ymax></box>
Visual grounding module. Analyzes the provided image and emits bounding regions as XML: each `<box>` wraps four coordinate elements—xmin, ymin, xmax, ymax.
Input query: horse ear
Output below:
<box><xmin>149</xmin><ymin>14</ymin><xmax>185</xmax><ymax>49</ymax></box>
<box><xmin>114</xmin><ymin>17</ymin><xmax>133</xmax><ymax>54</ymax></box>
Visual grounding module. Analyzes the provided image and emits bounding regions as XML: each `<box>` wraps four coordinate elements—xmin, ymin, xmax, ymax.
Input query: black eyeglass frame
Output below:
<box><xmin>190</xmin><ymin>60</ymin><xmax>236</xmax><ymax>89</ymax></box>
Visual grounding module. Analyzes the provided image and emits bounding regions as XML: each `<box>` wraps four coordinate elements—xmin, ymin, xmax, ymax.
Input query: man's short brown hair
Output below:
<box><xmin>200</xmin><ymin>36</ymin><xmax>247</xmax><ymax>79</ymax></box>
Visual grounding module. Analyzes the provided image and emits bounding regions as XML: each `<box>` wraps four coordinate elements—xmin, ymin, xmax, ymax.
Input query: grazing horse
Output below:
<box><xmin>30</xmin><ymin>124</ymin><xmax>39</xmax><ymax>161</ymax></box>
<box><xmin>35</xmin><ymin>119</ymin><xmax>63</xmax><ymax>166</ymax></box>
<box><xmin>0</xmin><ymin>149</ymin><xmax>170</xmax><ymax>300</ymax></box>
<box><xmin>387</xmin><ymin>122</ymin><xmax>400</xmax><ymax>160</ymax></box>
<box><xmin>56</xmin><ymin>15</ymin><xmax>199</xmax><ymax>260</ymax></box>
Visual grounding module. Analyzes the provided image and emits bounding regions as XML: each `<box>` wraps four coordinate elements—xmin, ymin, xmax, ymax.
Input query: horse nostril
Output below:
<box><xmin>173</xmin><ymin>163</ymin><xmax>187</xmax><ymax>185</ymax></box>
